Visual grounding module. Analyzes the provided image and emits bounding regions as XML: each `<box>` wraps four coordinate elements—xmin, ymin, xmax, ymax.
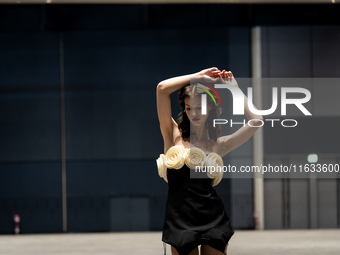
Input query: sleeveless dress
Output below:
<box><xmin>161</xmin><ymin>164</ymin><xmax>234</xmax><ymax>255</ymax></box>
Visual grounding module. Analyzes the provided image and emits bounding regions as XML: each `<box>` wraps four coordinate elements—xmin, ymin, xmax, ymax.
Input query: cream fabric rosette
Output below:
<box><xmin>156</xmin><ymin>145</ymin><xmax>224</xmax><ymax>186</ymax></box>
<box><xmin>156</xmin><ymin>154</ymin><xmax>168</xmax><ymax>183</ymax></box>
<box><xmin>205</xmin><ymin>152</ymin><xmax>224</xmax><ymax>180</ymax></box>
<box><xmin>211</xmin><ymin>177</ymin><xmax>222</xmax><ymax>187</ymax></box>
<box><xmin>184</xmin><ymin>147</ymin><xmax>206</xmax><ymax>169</ymax></box>
<box><xmin>165</xmin><ymin>145</ymin><xmax>186</xmax><ymax>170</ymax></box>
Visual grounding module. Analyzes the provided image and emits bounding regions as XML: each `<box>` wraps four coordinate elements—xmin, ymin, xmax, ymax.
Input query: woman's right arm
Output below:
<box><xmin>157</xmin><ymin>74</ymin><xmax>195</xmax><ymax>153</ymax></box>
<box><xmin>156</xmin><ymin>67</ymin><xmax>221</xmax><ymax>153</ymax></box>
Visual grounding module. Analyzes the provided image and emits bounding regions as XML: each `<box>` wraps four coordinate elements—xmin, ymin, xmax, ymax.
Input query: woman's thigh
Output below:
<box><xmin>171</xmin><ymin>246</ymin><xmax>199</xmax><ymax>255</ymax></box>
<box><xmin>201</xmin><ymin>244</ymin><xmax>228</xmax><ymax>255</ymax></box>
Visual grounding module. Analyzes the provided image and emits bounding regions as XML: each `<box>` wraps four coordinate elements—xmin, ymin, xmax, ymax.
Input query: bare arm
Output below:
<box><xmin>157</xmin><ymin>67</ymin><xmax>221</xmax><ymax>153</ymax></box>
<box><xmin>157</xmin><ymin>74</ymin><xmax>195</xmax><ymax>153</ymax></box>
<box><xmin>218</xmin><ymin>71</ymin><xmax>263</xmax><ymax>156</ymax></box>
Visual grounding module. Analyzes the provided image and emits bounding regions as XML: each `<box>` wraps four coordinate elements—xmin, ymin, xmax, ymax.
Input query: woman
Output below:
<box><xmin>156</xmin><ymin>67</ymin><xmax>263</xmax><ymax>255</ymax></box>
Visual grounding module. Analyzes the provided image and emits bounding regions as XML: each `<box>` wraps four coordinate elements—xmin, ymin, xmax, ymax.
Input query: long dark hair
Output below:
<box><xmin>177</xmin><ymin>84</ymin><xmax>221</xmax><ymax>141</ymax></box>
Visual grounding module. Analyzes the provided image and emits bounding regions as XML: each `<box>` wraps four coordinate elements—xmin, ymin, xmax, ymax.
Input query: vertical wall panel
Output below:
<box><xmin>226</xmin><ymin>27</ymin><xmax>253</xmax><ymax>229</ymax></box>
<box><xmin>289</xmin><ymin>180</ymin><xmax>309</xmax><ymax>228</ymax></box>
<box><xmin>264</xmin><ymin>179</ymin><xmax>283</xmax><ymax>229</ymax></box>
<box><xmin>109</xmin><ymin>197</ymin><xmax>149</xmax><ymax>231</ymax></box>
<box><xmin>0</xmin><ymin>162</ymin><xmax>62</xmax><ymax>233</ymax></box>
<box><xmin>312</xmin><ymin>26</ymin><xmax>340</xmax><ymax>77</ymax></box>
<box><xmin>266</xmin><ymin>26</ymin><xmax>312</xmax><ymax>77</ymax></box>
<box><xmin>262</xmin><ymin>26</ymin><xmax>340</xmax><ymax>229</ymax></box>
<box><xmin>0</xmin><ymin>33</ymin><xmax>61</xmax><ymax>161</ymax></box>
<box><xmin>318</xmin><ymin>180</ymin><xmax>337</xmax><ymax>228</ymax></box>
<box><xmin>0</xmin><ymin>32</ymin><xmax>62</xmax><ymax>233</ymax></box>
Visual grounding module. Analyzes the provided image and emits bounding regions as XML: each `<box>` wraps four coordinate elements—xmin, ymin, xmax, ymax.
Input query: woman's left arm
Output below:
<box><xmin>218</xmin><ymin>71</ymin><xmax>263</xmax><ymax>156</ymax></box>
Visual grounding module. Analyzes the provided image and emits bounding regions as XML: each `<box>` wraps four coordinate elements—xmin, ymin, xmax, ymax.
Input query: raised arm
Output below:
<box><xmin>157</xmin><ymin>67</ymin><xmax>221</xmax><ymax>153</ymax></box>
<box><xmin>218</xmin><ymin>71</ymin><xmax>263</xmax><ymax>156</ymax></box>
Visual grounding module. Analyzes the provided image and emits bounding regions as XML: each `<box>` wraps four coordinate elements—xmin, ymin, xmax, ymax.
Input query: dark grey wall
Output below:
<box><xmin>3</xmin><ymin>3</ymin><xmax>338</xmax><ymax>234</ymax></box>
<box><xmin>0</xmin><ymin>4</ymin><xmax>251</xmax><ymax>233</ymax></box>
<box><xmin>0</xmin><ymin>31</ymin><xmax>62</xmax><ymax>233</ymax></box>
<box><xmin>0</xmin><ymin>4</ymin><xmax>340</xmax><ymax>233</ymax></box>
<box><xmin>261</xmin><ymin>26</ymin><xmax>340</xmax><ymax>229</ymax></box>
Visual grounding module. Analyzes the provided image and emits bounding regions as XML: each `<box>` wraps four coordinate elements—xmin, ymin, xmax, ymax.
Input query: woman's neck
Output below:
<box><xmin>190</xmin><ymin>125</ymin><xmax>210</xmax><ymax>142</ymax></box>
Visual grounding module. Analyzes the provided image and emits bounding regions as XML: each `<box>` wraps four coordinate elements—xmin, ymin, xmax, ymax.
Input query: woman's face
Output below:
<box><xmin>184</xmin><ymin>96</ymin><xmax>210</xmax><ymax>127</ymax></box>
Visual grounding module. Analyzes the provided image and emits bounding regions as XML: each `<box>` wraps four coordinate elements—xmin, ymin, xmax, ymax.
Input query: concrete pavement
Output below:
<box><xmin>0</xmin><ymin>229</ymin><xmax>339</xmax><ymax>255</ymax></box>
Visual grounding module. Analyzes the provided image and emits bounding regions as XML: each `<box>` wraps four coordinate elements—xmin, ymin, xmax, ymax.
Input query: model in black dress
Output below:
<box><xmin>156</xmin><ymin>67</ymin><xmax>263</xmax><ymax>255</ymax></box>
<box><xmin>162</xmin><ymin>164</ymin><xmax>234</xmax><ymax>255</ymax></box>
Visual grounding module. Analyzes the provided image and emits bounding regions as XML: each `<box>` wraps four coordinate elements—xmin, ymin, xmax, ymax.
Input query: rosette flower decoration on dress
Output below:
<box><xmin>156</xmin><ymin>154</ymin><xmax>168</xmax><ymax>183</ymax></box>
<box><xmin>205</xmin><ymin>153</ymin><xmax>224</xmax><ymax>179</ymax></box>
<box><xmin>156</xmin><ymin>145</ymin><xmax>224</xmax><ymax>186</ymax></box>
<box><xmin>211</xmin><ymin>177</ymin><xmax>222</xmax><ymax>187</ymax></box>
<box><xmin>165</xmin><ymin>145</ymin><xmax>186</xmax><ymax>170</ymax></box>
<box><xmin>184</xmin><ymin>147</ymin><xmax>206</xmax><ymax>170</ymax></box>
<box><xmin>156</xmin><ymin>145</ymin><xmax>186</xmax><ymax>182</ymax></box>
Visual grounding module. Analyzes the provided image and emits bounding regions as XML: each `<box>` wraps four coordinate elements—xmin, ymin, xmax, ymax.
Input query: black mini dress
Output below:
<box><xmin>162</xmin><ymin>164</ymin><xmax>234</xmax><ymax>255</ymax></box>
